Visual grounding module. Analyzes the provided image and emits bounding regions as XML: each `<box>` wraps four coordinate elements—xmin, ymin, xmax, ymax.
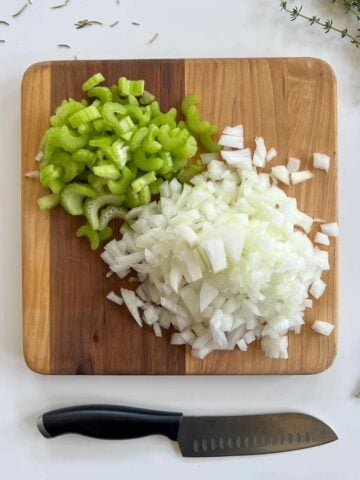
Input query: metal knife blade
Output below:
<box><xmin>177</xmin><ymin>413</ymin><xmax>337</xmax><ymax>457</ymax></box>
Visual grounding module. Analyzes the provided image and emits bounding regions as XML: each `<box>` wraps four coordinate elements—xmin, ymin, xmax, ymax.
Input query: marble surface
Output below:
<box><xmin>0</xmin><ymin>0</ymin><xmax>359</xmax><ymax>478</ymax></box>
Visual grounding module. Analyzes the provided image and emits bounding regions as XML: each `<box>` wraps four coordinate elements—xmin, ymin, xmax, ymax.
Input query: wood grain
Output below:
<box><xmin>22</xmin><ymin>58</ymin><xmax>337</xmax><ymax>375</ymax></box>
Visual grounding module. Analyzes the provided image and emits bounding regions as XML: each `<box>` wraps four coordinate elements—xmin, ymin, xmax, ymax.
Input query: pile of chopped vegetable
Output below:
<box><xmin>30</xmin><ymin>73</ymin><xmax>338</xmax><ymax>360</ymax></box>
<box><xmin>102</xmin><ymin>124</ymin><xmax>337</xmax><ymax>360</ymax></box>
<box><xmin>35</xmin><ymin>73</ymin><xmax>219</xmax><ymax>249</ymax></box>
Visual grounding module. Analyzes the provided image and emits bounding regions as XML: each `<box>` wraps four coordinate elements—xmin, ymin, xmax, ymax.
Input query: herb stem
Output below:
<box><xmin>280</xmin><ymin>1</ymin><xmax>360</xmax><ymax>47</ymax></box>
<box><xmin>332</xmin><ymin>0</ymin><xmax>360</xmax><ymax>20</ymax></box>
<box><xmin>12</xmin><ymin>3</ymin><xmax>28</xmax><ymax>17</ymax></box>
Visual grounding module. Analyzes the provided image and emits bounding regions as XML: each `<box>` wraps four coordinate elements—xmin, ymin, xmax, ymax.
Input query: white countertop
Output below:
<box><xmin>0</xmin><ymin>0</ymin><xmax>359</xmax><ymax>478</ymax></box>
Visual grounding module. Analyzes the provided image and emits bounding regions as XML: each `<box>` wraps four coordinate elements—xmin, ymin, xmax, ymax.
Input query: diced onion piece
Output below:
<box><xmin>25</xmin><ymin>170</ymin><xmax>40</xmax><ymax>178</ymax></box>
<box><xmin>201</xmin><ymin>238</ymin><xmax>228</xmax><ymax>273</ymax></box>
<box><xmin>221</xmin><ymin>148</ymin><xmax>252</xmax><ymax>170</ymax></box>
<box><xmin>314</xmin><ymin>232</ymin><xmax>330</xmax><ymax>246</ymax></box>
<box><xmin>272</xmin><ymin>166</ymin><xmax>290</xmax><ymax>185</ymax></box>
<box><xmin>237</xmin><ymin>338</ymin><xmax>248</xmax><ymax>351</ymax></box>
<box><xmin>219</xmin><ymin>134</ymin><xmax>244</xmax><ymax>149</ymax></box>
<box><xmin>291</xmin><ymin>170</ymin><xmax>313</xmax><ymax>185</ymax></box>
<box><xmin>287</xmin><ymin>157</ymin><xmax>301</xmax><ymax>173</ymax></box>
<box><xmin>313</xmin><ymin>153</ymin><xmax>330</xmax><ymax>172</ymax></box>
<box><xmin>253</xmin><ymin>137</ymin><xmax>267</xmax><ymax>167</ymax></box>
<box><xmin>153</xmin><ymin>322</ymin><xmax>162</xmax><ymax>337</ymax></box>
<box><xmin>199</xmin><ymin>282</ymin><xmax>219</xmax><ymax>313</ymax></box>
<box><xmin>171</xmin><ymin>332</ymin><xmax>186</xmax><ymax>345</ymax></box>
<box><xmin>35</xmin><ymin>151</ymin><xmax>44</xmax><ymax>162</ymax></box>
<box><xmin>106</xmin><ymin>291</ymin><xmax>124</xmax><ymax>306</ymax></box>
<box><xmin>143</xmin><ymin>305</ymin><xmax>160</xmax><ymax>325</ymax></box>
<box><xmin>244</xmin><ymin>330</ymin><xmax>256</xmax><ymax>344</ymax></box>
<box><xmin>309</xmin><ymin>278</ymin><xmax>326</xmax><ymax>299</ymax></box>
<box><xmin>266</xmin><ymin>147</ymin><xmax>277</xmax><ymax>163</ymax></box>
<box><xmin>120</xmin><ymin>288</ymin><xmax>143</xmax><ymax>327</ymax></box>
<box><xmin>311</xmin><ymin>320</ymin><xmax>334</xmax><ymax>336</ymax></box>
<box><xmin>223</xmin><ymin>125</ymin><xmax>244</xmax><ymax>137</ymax></box>
<box><xmin>200</xmin><ymin>152</ymin><xmax>218</xmax><ymax>164</ymax></box>
<box><xmin>320</xmin><ymin>222</ymin><xmax>339</xmax><ymax>237</ymax></box>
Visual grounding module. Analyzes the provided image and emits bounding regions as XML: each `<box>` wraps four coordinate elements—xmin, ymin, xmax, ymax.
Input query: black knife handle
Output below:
<box><xmin>38</xmin><ymin>405</ymin><xmax>182</xmax><ymax>441</ymax></box>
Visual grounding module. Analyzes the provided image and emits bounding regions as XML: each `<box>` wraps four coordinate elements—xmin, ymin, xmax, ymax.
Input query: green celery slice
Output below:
<box><xmin>99</xmin><ymin>205</ymin><xmax>127</xmax><ymax>230</ymax></box>
<box><xmin>37</xmin><ymin>193</ymin><xmax>60</xmax><ymax>211</ymax></box>
<box><xmin>131</xmin><ymin>171</ymin><xmax>156</xmax><ymax>193</ymax></box>
<box><xmin>82</xmin><ymin>73</ymin><xmax>105</xmax><ymax>92</ymax></box>
<box><xmin>84</xmin><ymin>194</ymin><xmax>125</xmax><ymax>230</ymax></box>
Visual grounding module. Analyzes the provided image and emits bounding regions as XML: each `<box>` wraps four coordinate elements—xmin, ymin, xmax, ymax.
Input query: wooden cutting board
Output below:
<box><xmin>22</xmin><ymin>58</ymin><xmax>338</xmax><ymax>375</ymax></box>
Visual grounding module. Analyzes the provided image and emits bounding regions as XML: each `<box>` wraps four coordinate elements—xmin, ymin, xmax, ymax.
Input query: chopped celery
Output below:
<box><xmin>78</xmin><ymin>123</ymin><xmax>93</xmax><ymax>135</ymax></box>
<box><xmin>133</xmin><ymin>149</ymin><xmax>163</xmax><ymax>172</ymax></box>
<box><xmin>72</xmin><ymin>149</ymin><xmax>96</xmax><ymax>165</ymax></box>
<box><xmin>125</xmin><ymin>189</ymin><xmax>140</xmax><ymax>208</ymax></box>
<box><xmin>48</xmin><ymin>179</ymin><xmax>65</xmax><ymax>194</ymax></box>
<box><xmin>98</xmin><ymin>226</ymin><xmax>113</xmax><ymax>242</ymax></box>
<box><xmin>149</xmin><ymin>177</ymin><xmax>164</xmax><ymax>194</ymax></box>
<box><xmin>107</xmin><ymin>166</ymin><xmax>133</xmax><ymax>194</ymax></box>
<box><xmin>117</xmin><ymin>116</ymin><xmax>135</xmax><ymax>134</ymax></box>
<box><xmin>82</xmin><ymin>73</ymin><xmax>105</xmax><ymax>92</ymax></box>
<box><xmin>99</xmin><ymin>205</ymin><xmax>127</xmax><ymax>230</ymax></box>
<box><xmin>142</xmin><ymin>124</ymin><xmax>161</xmax><ymax>154</ymax></box>
<box><xmin>139</xmin><ymin>90</ymin><xmax>155</xmax><ymax>105</ymax></box>
<box><xmin>185</xmin><ymin>105</ymin><xmax>211</xmax><ymax>134</ymax></box>
<box><xmin>131</xmin><ymin>171</ymin><xmax>156</xmax><ymax>193</ymax></box>
<box><xmin>84</xmin><ymin>194</ymin><xmax>125</xmax><ymax>230</ymax></box>
<box><xmin>198</xmin><ymin>131</ymin><xmax>221</xmax><ymax>153</ymax></box>
<box><xmin>173</xmin><ymin>135</ymin><xmax>198</xmax><ymax>159</ymax></box>
<box><xmin>37</xmin><ymin>193</ymin><xmax>60</xmax><ymax>211</ymax></box>
<box><xmin>87</xmin><ymin>86</ymin><xmax>113</xmax><ymax>104</ymax></box>
<box><xmin>76</xmin><ymin>223</ymin><xmax>100</xmax><ymax>250</ymax></box>
<box><xmin>93</xmin><ymin>164</ymin><xmax>120</xmax><ymax>180</ymax></box>
<box><xmin>181</xmin><ymin>93</ymin><xmax>200</xmax><ymax>115</ymax></box>
<box><xmin>158</xmin><ymin>125</ymin><xmax>189</xmax><ymax>152</ymax></box>
<box><xmin>118</xmin><ymin>77</ymin><xmax>144</xmax><ymax>97</ymax></box>
<box><xmin>129</xmin><ymin>127</ymin><xmax>148</xmax><ymax>152</ymax></box>
<box><xmin>68</xmin><ymin>105</ymin><xmax>101</xmax><ymax>129</ymax></box>
<box><xmin>89</xmin><ymin>135</ymin><xmax>115</xmax><ymax>149</ymax></box>
<box><xmin>60</xmin><ymin>183</ymin><xmax>96</xmax><ymax>216</ymax></box>
<box><xmin>40</xmin><ymin>164</ymin><xmax>62</xmax><ymax>187</ymax></box>
<box><xmin>139</xmin><ymin>185</ymin><xmax>151</xmax><ymax>205</ymax></box>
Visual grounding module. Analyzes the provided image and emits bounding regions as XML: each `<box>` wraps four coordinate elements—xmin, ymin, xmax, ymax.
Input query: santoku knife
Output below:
<box><xmin>37</xmin><ymin>405</ymin><xmax>337</xmax><ymax>457</ymax></box>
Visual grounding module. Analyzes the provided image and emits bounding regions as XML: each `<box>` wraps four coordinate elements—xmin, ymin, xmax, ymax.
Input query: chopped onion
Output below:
<box><xmin>287</xmin><ymin>157</ymin><xmax>301</xmax><ymax>173</ymax></box>
<box><xmin>291</xmin><ymin>170</ymin><xmax>313</xmax><ymax>185</ymax></box>
<box><xmin>266</xmin><ymin>147</ymin><xmax>277</xmax><ymax>163</ymax></box>
<box><xmin>314</xmin><ymin>232</ymin><xmax>330</xmax><ymax>246</ymax></box>
<box><xmin>253</xmin><ymin>137</ymin><xmax>267</xmax><ymax>167</ymax></box>
<box><xmin>106</xmin><ymin>291</ymin><xmax>124</xmax><ymax>306</ymax></box>
<box><xmin>219</xmin><ymin>134</ymin><xmax>244</xmax><ymax>149</ymax></box>
<box><xmin>313</xmin><ymin>153</ymin><xmax>330</xmax><ymax>172</ymax></box>
<box><xmin>200</xmin><ymin>152</ymin><xmax>219</xmax><ymax>164</ymax></box>
<box><xmin>320</xmin><ymin>222</ymin><xmax>339</xmax><ymax>237</ymax></box>
<box><xmin>24</xmin><ymin>170</ymin><xmax>40</xmax><ymax>178</ymax></box>
<box><xmin>311</xmin><ymin>320</ymin><xmax>334</xmax><ymax>336</ymax></box>
<box><xmin>272</xmin><ymin>166</ymin><xmax>290</xmax><ymax>185</ymax></box>
<box><xmin>223</xmin><ymin>125</ymin><xmax>244</xmax><ymax>137</ymax></box>
<box><xmin>35</xmin><ymin>151</ymin><xmax>44</xmax><ymax>162</ymax></box>
<box><xmin>102</xmin><ymin>128</ymin><xmax>330</xmax><ymax>360</ymax></box>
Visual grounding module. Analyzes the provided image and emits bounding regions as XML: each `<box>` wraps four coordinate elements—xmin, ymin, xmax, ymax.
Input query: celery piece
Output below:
<box><xmin>120</xmin><ymin>130</ymin><xmax>134</xmax><ymax>142</ymax></box>
<box><xmin>48</xmin><ymin>179</ymin><xmax>65</xmax><ymax>194</ymax></box>
<box><xmin>158</xmin><ymin>151</ymin><xmax>173</xmax><ymax>175</ymax></box>
<box><xmin>150</xmin><ymin>101</ymin><xmax>160</xmax><ymax>117</ymax></box>
<box><xmin>133</xmin><ymin>149</ymin><xmax>163</xmax><ymax>172</ymax></box>
<box><xmin>76</xmin><ymin>223</ymin><xmax>100</xmax><ymax>250</ymax></box>
<box><xmin>149</xmin><ymin>177</ymin><xmax>164</xmax><ymax>194</ymax></box>
<box><xmin>181</xmin><ymin>93</ymin><xmax>200</xmax><ymax>115</ymax></box>
<box><xmin>82</xmin><ymin>73</ymin><xmax>105</xmax><ymax>92</ymax></box>
<box><xmin>72</xmin><ymin>149</ymin><xmax>96</xmax><ymax>165</ymax></box>
<box><xmin>107</xmin><ymin>166</ymin><xmax>133</xmax><ymax>195</ymax></box>
<box><xmin>78</xmin><ymin>123</ymin><xmax>93</xmax><ymax>135</ymax></box>
<box><xmin>37</xmin><ymin>193</ymin><xmax>60</xmax><ymax>211</ymax></box>
<box><xmin>84</xmin><ymin>194</ymin><xmax>125</xmax><ymax>230</ymax></box>
<box><xmin>110</xmin><ymin>85</ymin><xmax>121</xmax><ymax>103</ymax></box>
<box><xmin>158</xmin><ymin>124</ymin><xmax>189</xmax><ymax>152</ymax></box>
<box><xmin>118</xmin><ymin>77</ymin><xmax>144</xmax><ymax>97</ymax></box>
<box><xmin>198</xmin><ymin>131</ymin><xmax>221</xmax><ymax>153</ymax></box>
<box><xmin>68</xmin><ymin>105</ymin><xmax>101</xmax><ymax>129</ymax></box>
<box><xmin>60</xmin><ymin>185</ymin><xmax>89</xmax><ymax>215</ymax></box>
<box><xmin>92</xmin><ymin>119</ymin><xmax>107</xmax><ymax>133</ymax></box>
<box><xmin>177</xmin><ymin>160</ymin><xmax>205</xmax><ymax>183</ymax></box>
<box><xmin>87</xmin><ymin>173</ymin><xmax>106</xmax><ymax>193</ymax></box>
<box><xmin>47</xmin><ymin>125</ymin><xmax>89</xmax><ymax>153</ymax></box>
<box><xmin>109</xmin><ymin>140</ymin><xmax>129</xmax><ymax>168</ymax></box>
<box><xmin>172</xmin><ymin>135</ymin><xmax>198</xmax><ymax>159</ymax></box>
<box><xmin>93</xmin><ymin>164</ymin><xmax>120</xmax><ymax>180</ymax></box>
<box><xmin>40</xmin><ymin>164</ymin><xmax>62</xmax><ymax>187</ymax></box>
<box><xmin>50</xmin><ymin>100</ymin><xmax>85</xmax><ymax>127</ymax></box>
<box><xmin>127</xmin><ymin>161</ymin><xmax>138</xmax><ymax>178</ymax></box>
<box><xmin>131</xmin><ymin>171</ymin><xmax>156</xmax><ymax>193</ymax></box>
<box><xmin>98</xmin><ymin>226</ymin><xmax>113</xmax><ymax>242</ymax></box>
<box><xmin>127</xmin><ymin>95</ymin><xmax>139</xmax><ymax>106</ymax></box>
<box><xmin>125</xmin><ymin>190</ymin><xmax>139</xmax><ymax>208</ymax></box>
<box><xmin>139</xmin><ymin>90</ymin><xmax>155</xmax><ymax>105</ymax></box>
<box><xmin>129</xmin><ymin>127</ymin><xmax>148</xmax><ymax>152</ymax></box>
<box><xmin>89</xmin><ymin>135</ymin><xmax>115</xmax><ymax>149</ymax></box>
<box><xmin>118</xmin><ymin>77</ymin><xmax>130</xmax><ymax>96</ymax></box>
<box><xmin>99</xmin><ymin>205</ymin><xmax>127</xmax><ymax>230</ymax></box>
<box><xmin>102</xmin><ymin>102</ymin><xmax>127</xmax><ymax>130</ymax></box>
<box><xmin>142</xmin><ymin>124</ymin><xmax>161</xmax><ymax>154</ymax></box>
<box><xmin>139</xmin><ymin>185</ymin><xmax>151</xmax><ymax>205</ymax></box>
<box><xmin>185</xmin><ymin>105</ymin><xmax>211</xmax><ymax>134</ymax></box>
<box><xmin>87</xmin><ymin>86</ymin><xmax>113</xmax><ymax>104</ymax></box>
<box><xmin>118</xmin><ymin>116</ymin><xmax>135</xmax><ymax>134</ymax></box>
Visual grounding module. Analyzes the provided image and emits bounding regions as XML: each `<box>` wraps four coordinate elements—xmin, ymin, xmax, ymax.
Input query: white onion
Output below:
<box><xmin>200</xmin><ymin>152</ymin><xmax>218</xmax><ymax>164</ymax></box>
<box><xmin>291</xmin><ymin>170</ymin><xmax>313</xmax><ymax>185</ymax></box>
<box><xmin>24</xmin><ymin>170</ymin><xmax>40</xmax><ymax>178</ymax></box>
<box><xmin>287</xmin><ymin>157</ymin><xmax>301</xmax><ymax>173</ymax></box>
<box><xmin>272</xmin><ymin>166</ymin><xmax>290</xmax><ymax>185</ymax></box>
<box><xmin>253</xmin><ymin>137</ymin><xmax>267</xmax><ymax>167</ymax></box>
<box><xmin>102</xmin><ymin>128</ymin><xmax>332</xmax><ymax>360</ymax></box>
<box><xmin>311</xmin><ymin>320</ymin><xmax>334</xmax><ymax>336</ymax></box>
<box><xmin>35</xmin><ymin>151</ymin><xmax>43</xmax><ymax>162</ymax></box>
<box><xmin>106</xmin><ymin>291</ymin><xmax>124</xmax><ymax>306</ymax></box>
<box><xmin>266</xmin><ymin>147</ymin><xmax>277</xmax><ymax>163</ymax></box>
<box><xmin>313</xmin><ymin>153</ymin><xmax>330</xmax><ymax>172</ymax></box>
<box><xmin>314</xmin><ymin>232</ymin><xmax>330</xmax><ymax>246</ymax></box>
<box><xmin>320</xmin><ymin>222</ymin><xmax>339</xmax><ymax>237</ymax></box>
<box><xmin>219</xmin><ymin>134</ymin><xmax>244</xmax><ymax>149</ymax></box>
<box><xmin>223</xmin><ymin>125</ymin><xmax>244</xmax><ymax>137</ymax></box>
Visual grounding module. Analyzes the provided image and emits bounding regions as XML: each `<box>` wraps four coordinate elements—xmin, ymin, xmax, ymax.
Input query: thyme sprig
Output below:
<box><xmin>280</xmin><ymin>1</ymin><xmax>360</xmax><ymax>48</ymax></box>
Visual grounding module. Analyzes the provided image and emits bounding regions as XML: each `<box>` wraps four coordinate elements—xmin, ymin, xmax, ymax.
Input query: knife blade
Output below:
<box><xmin>37</xmin><ymin>405</ymin><xmax>337</xmax><ymax>457</ymax></box>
